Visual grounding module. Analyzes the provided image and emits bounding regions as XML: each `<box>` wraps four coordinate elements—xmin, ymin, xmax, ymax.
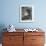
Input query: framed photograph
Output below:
<box><xmin>20</xmin><ymin>5</ymin><xmax>34</xmax><ymax>22</ymax></box>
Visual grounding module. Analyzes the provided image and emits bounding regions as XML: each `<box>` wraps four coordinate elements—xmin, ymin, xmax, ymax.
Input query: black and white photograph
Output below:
<box><xmin>20</xmin><ymin>5</ymin><xmax>34</xmax><ymax>22</ymax></box>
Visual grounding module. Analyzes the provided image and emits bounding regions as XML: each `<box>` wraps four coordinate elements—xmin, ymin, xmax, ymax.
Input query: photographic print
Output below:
<box><xmin>20</xmin><ymin>5</ymin><xmax>34</xmax><ymax>22</ymax></box>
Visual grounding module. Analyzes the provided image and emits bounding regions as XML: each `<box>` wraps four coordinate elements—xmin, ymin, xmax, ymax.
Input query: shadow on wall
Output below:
<box><xmin>0</xmin><ymin>24</ymin><xmax>7</xmax><ymax>43</ymax></box>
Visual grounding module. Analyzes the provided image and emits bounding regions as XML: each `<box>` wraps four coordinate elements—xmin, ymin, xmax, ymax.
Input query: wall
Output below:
<box><xmin>0</xmin><ymin>0</ymin><xmax>46</xmax><ymax>29</ymax></box>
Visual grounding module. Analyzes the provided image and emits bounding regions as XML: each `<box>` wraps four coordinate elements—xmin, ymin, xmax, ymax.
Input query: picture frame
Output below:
<box><xmin>20</xmin><ymin>5</ymin><xmax>34</xmax><ymax>22</ymax></box>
